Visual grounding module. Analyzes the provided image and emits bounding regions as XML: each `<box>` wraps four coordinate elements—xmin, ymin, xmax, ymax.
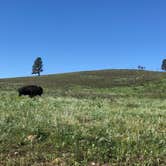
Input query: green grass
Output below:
<box><xmin>0</xmin><ymin>69</ymin><xmax>166</xmax><ymax>165</ymax></box>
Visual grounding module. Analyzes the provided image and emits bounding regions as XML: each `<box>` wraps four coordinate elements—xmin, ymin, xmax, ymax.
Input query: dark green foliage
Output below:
<box><xmin>138</xmin><ymin>65</ymin><xmax>145</xmax><ymax>70</ymax></box>
<box><xmin>32</xmin><ymin>57</ymin><xmax>43</xmax><ymax>76</ymax></box>
<box><xmin>161</xmin><ymin>59</ymin><xmax>166</xmax><ymax>71</ymax></box>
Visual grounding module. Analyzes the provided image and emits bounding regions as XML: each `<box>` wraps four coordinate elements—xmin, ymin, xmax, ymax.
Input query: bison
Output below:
<box><xmin>18</xmin><ymin>85</ymin><xmax>43</xmax><ymax>97</ymax></box>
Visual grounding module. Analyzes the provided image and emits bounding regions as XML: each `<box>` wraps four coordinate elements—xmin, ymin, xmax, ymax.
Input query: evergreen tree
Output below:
<box><xmin>161</xmin><ymin>59</ymin><xmax>166</xmax><ymax>71</ymax></box>
<box><xmin>32</xmin><ymin>57</ymin><xmax>43</xmax><ymax>76</ymax></box>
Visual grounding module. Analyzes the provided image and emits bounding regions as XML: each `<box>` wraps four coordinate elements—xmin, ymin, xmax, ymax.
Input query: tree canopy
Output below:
<box><xmin>32</xmin><ymin>57</ymin><xmax>43</xmax><ymax>76</ymax></box>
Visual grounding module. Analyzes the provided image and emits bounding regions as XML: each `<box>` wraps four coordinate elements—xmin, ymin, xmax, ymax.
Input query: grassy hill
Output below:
<box><xmin>1</xmin><ymin>69</ymin><xmax>166</xmax><ymax>99</ymax></box>
<box><xmin>0</xmin><ymin>69</ymin><xmax>165</xmax><ymax>165</ymax></box>
<box><xmin>1</xmin><ymin>69</ymin><xmax>166</xmax><ymax>88</ymax></box>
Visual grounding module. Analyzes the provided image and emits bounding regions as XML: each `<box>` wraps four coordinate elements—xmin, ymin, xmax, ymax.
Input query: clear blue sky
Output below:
<box><xmin>0</xmin><ymin>0</ymin><xmax>165</xmax><ymax>78</ymax></box>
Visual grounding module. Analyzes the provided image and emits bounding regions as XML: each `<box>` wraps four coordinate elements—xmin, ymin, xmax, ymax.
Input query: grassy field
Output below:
<box><xmin>0</xmin><ymin>69</ymin><xmax>165</xmax><ymax>165</ymax></box>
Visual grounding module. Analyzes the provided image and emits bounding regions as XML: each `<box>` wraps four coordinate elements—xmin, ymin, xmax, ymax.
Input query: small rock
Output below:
<box><xmin>52</xmin><ymin>158</ymin><xmax>66</xmax><ymax>165</ymax></box>
<box><xmin>90</xmin><ymin>162</ymin><xmax>96</xmax><ymax>166</ymax></box>
<box><xmin>27</xmin><ymin>135</ymin><xmax>37</xmax><ymax>142</ymax></box>
<box><xmin>14</xmin><ymin>152</ymin><xmax>19</xmax><ymax>155</ymax></box>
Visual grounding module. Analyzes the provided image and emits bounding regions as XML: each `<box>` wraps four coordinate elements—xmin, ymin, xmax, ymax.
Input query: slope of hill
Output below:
<box><xmin>1</xmin><ymin>69</ymin><xmax>166</xmax><ymax>98</ymax></box>
<box><xmin>0</xmin><ymin>69</ymin><xmax>166</xmax><ymax>89</ymax></box>
<box><xmin>0</xmin><ymin>69</ymin><xmax>165</xmax><ymax>165</ymax></box>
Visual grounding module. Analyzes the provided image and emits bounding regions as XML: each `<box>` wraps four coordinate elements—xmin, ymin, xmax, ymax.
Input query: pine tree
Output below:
<box><xmin>161</xmin><ymin>59</ymin><xmax>166</xmax><ymax>71</ymax></box>
<box><xmin>32</xmin><ymin>57</ymin><xmax>43</xmax><ymax>76</ymax></box>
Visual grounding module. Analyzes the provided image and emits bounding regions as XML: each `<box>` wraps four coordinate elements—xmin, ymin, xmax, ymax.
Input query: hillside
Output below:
<box><xmin>1</xmin><ymin>69</ymin><xmax>166</xmax><ymax>98</ymax></box>
<box><xmin>0</xmin><ymin>69</ymin><xmax>166</xmax><ymax>89</ymax></box>
<box><xmin>0</xmin><ymin>69</ymin><xmax>165</xmax><ymax>165</ymax></box>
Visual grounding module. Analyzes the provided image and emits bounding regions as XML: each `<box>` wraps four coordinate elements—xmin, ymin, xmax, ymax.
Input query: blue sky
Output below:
<box><xmin>0</xmin><ymin>0</ymin><xmax>165</xmax><ymax>78</ymax></box>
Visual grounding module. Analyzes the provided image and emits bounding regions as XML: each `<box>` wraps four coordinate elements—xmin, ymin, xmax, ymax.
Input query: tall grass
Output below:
<box><xmin>0</xmin><ymin>90</ymin><xmax>165</xmax><ymax>165</ymax></box>
<box><xmin>0</xmin><ymin>70</ymin><xmax>166</xmax><ymax>165</ymax></box>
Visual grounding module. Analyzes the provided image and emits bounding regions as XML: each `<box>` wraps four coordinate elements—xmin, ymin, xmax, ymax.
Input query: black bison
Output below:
<box><xmin>18</xmin><ymin>85</ymin><xmax>43</xmax><ymax>97</ymax></box>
